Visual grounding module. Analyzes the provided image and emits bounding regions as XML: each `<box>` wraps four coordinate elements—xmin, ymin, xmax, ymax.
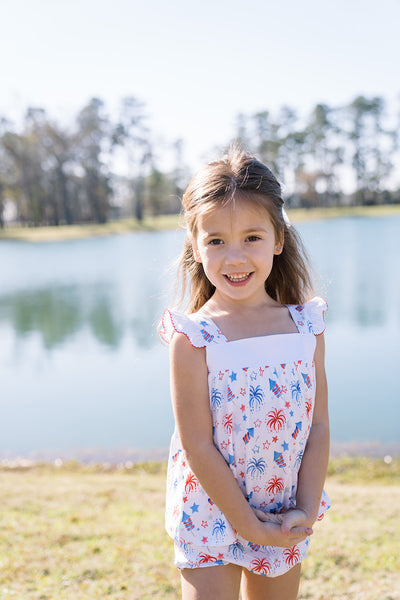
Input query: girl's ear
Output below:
<box><xmin>191</xmin><ymin>238</ymin><xmax>202</xmax><ymax>263</ymax></box>
<box><xmin>274</xmin><ymin>228</ymin><xmax>284</xmax><ymax>255</ymax></box>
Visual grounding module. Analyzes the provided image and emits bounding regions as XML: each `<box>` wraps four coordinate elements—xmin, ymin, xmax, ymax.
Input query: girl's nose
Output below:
<box><xmin>225</xmin><ymin>245</ymin><xmax>247</xmax><ymax>266</ymax></box>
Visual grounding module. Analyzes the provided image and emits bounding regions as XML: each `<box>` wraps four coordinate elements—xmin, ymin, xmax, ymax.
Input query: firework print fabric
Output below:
<box><xmin>161</xmin><ymin>296</ymin><xmax>330</xmax><ymax>577</ymax></box>
<box><xmin>174</xmin><ymin>533</ymin><xmax>310</xmax><ymax>577</ymax></box>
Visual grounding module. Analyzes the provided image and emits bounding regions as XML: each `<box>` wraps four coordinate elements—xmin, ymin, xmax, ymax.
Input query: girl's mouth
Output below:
<box><xmin>224</xmin><ymin>272</ymin><xmax>253</xmax><ymax>285</ymax></box>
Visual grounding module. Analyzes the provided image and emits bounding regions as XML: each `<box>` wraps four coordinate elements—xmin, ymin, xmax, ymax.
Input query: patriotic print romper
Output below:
<box><xmin>161</xmin><ymin>296</ymin><xmax>330</xmax><ymax>577</ymax></box>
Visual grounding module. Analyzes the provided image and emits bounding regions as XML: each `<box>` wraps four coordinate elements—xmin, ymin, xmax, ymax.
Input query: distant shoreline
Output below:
<box><xmin>1</xmin><ymin>440</ymin><xmax>399</xmax><ymax>466</ymax></box>
<box><xmin>1</xmin><ymin>204</ymin><xmax>400</xmax><ymax>243</ymax></box>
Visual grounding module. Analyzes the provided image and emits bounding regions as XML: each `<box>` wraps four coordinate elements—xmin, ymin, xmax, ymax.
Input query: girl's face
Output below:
<box><xmin>191</xmin><ymin>197</ymin><xmax>283</xmax><ymax>306</ymax></box>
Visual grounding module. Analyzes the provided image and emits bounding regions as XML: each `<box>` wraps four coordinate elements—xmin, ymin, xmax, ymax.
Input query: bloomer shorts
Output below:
<box><xmin>174</xmin><ymin>534</ymin><xmax>310</xmax><ymax>578</ymax></box>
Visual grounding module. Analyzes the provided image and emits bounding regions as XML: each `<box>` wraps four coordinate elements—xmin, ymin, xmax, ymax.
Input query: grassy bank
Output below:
<box><xmin>1</xmin><ymin>204</ymin><xmax>400</xmax><ymax>242</ymax></box>
<box><xmin>0</xmin><ymin>214</ymin><xmax>181</xmax><ymax>243</ymax></box>
<box><xmin>0</xmin><ymin>458</ymin><xmax>399</xmax><ymax>599</ymax></box>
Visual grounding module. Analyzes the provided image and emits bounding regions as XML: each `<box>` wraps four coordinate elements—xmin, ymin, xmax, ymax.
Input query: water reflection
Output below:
<box><xmin>0</xmin><ymin>282</ymin><xmax>160</xmax><ymax>351</ymax></box>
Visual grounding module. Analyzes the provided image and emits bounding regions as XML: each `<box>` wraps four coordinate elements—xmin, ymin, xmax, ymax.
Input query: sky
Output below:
<box><xmin>1</xmin><ymin>0</ymin><xmax>400</xmax><ymax>173</ymax></box>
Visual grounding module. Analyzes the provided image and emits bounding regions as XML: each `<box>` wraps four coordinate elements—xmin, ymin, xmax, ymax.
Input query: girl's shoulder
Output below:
<box><xmin>287</xmin><ymin>296</ymin><xmax>328</xmax><ymax>336</ymax></box>
<box><xmin>160</xmin><ymin>308</ymin><xmax>227</xmax><ymax>347</ymax></box>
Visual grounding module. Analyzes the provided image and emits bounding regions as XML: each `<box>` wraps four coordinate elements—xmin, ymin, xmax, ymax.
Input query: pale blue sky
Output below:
<box><xmin>2</xmin><ymin>0</ymin><xmax>399</xmax><ymax>171</ymax></box>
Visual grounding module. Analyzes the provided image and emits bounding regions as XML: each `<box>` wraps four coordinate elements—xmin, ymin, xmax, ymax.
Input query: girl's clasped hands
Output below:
<box><xmin>251</xmin><ymin>507</ymin><xmax>314</xmax><ymax>547</ymax></box>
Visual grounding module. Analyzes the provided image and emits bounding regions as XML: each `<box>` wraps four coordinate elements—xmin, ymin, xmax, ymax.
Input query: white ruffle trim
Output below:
<box><xmin>303</xmin><ymin>296</ymin><xmax>328</xmax><ymax>335</ymax></box>
<box><xmin>160</xmin><ymin>309</ymin><xmax>207</xmax><ymax>348</ymax></box>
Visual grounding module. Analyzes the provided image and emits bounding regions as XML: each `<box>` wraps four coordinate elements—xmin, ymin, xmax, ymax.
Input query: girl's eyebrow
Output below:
<box><xmin>203</xmin><ymin>225</ymin><xmax>269</xmax><ymax>237</ymax></box>
<box><xmin>203</xmin><ymin>231</ymin><xmax>223</xmax><ymax>238</ymax></box>
<box><xmin>242</xmin><ymin>226</ymin><xmax>269</xmax><ymax>233</ymax></box>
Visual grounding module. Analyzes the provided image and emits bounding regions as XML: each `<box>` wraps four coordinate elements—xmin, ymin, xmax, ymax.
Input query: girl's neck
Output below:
<box><xmin>199</xmin><ymin>293</ymin><xmax>298</xmax><ymax>341</ymax></box>
<box><xmin>202</xmin><ymin>291</ymin><xmax>279</xmax><ymax>317</ymax></box>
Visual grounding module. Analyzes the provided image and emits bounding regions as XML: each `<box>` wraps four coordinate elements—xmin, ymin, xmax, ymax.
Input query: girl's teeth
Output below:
<box><xmin>226</xmin><ymin>274</ymin><xmax>249</xmax><ymax>282</ymax></box>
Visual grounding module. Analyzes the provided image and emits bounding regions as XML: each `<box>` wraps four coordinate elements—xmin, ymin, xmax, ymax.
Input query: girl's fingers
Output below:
<box><xmin>252</xmin><ymin>508</ymin><xmax>268</xmax><ymax>521</ymax></box>
<box><xmin>262</xmin><ymin>513</ymin><xmax>283</xmax><ymax>524</ymax></box>
<box><xmin>288</xmin><ymin>526</ymin><xmax>313</xmax><ymax>540</ymax></box>
<box><xmin>252</xmin><ymin>508</ymin><xmax>283</xmax><ymax>523</ymax></box>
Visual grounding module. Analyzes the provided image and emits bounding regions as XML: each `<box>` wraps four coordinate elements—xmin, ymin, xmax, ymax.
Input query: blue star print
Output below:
<box><xmin>190</xmin><ymin>502</ymin><xmax>199</xmax><ymax>513</ymax></box>
<box><xmin>281</xmin><ymin>441</ymin><xmax>289</xmax><ymax>452</ymax></box>
<box><xmin>229</xmin><ymin>371</ymin><xmax>237</xmax><ymax>382</ymax></box>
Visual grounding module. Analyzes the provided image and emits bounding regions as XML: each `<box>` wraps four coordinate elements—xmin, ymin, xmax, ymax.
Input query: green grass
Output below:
<box><xmin>0</xmin><ymin>214</ymin><xmax>183</xmax><ymax>243</ymax></box>
<box><xmin>0</xmin><ymin>458</ymin><xmax>399</xmax><ymax>599</ymax></box>
<box><xmin>1</xmin><ymin>204</ymin><xmax>400</xmax><ymax>242</ymax></box>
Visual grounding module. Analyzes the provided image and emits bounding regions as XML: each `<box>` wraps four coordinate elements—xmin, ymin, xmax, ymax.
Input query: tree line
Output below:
<box><xmin>0</xmin><ymin>94</ymin><xmax>398</xmax><ymax>227</ymax></box>
<box><xmin>236</xmin><ymin>96</ymin><xmax>399</xmax><ymax>208</ymax></box>
<box><xmin>0</xmin><ymin>97</ymin><xmax>187</xmax><ymax>228</ymax></box>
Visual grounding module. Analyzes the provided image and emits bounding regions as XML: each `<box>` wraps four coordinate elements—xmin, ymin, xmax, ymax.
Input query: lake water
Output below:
<box><xmin>1</xmin><ymin>216</ymin><xmax>399</xmax><ymax>461</ymax></box>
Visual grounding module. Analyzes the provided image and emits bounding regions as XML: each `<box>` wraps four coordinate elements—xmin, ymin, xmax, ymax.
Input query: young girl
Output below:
<box><xmin>160</xmin><ymin>147</ymin><xmax>330</xmax><ymax>600</ymax></box>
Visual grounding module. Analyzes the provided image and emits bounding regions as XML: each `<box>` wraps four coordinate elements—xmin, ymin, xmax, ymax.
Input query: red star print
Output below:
<box><xmin>240</xmin><ymin>404</ymin><xmax>245</xmax><ymax>412</ymax></box>
<box><xmin>238</xmin><ymin>458</ymin><xmax>245</xmax><ymax>465</ymax></box>
<box><xmin>259</xmin><ymin>367</ymin><xmax>264</xmax><ymax>376</ymax></box>
<box><xmin>263</xmin><ymin>441</ymin><xmax>270</xmax><ymax>450</ymax></box>
<box><xmin>272</xmin><ymin>436</ymin><xmax>278</xmax><ymax>443</ymax></box>
<box><xmin>220</xmin><ymin>441</ymin><xmax>228</xmax><ymax>450</ymax></box>
<box><xmin>254</xmin><ymin>419</ymin><xmax>262</xmax><ymax>428</ymax></box>
<box><xmin>285</xmin><ymin>401</ymin><xmax>291</xmax><ymax>408</ymax></box>
<box><xmin>217</xmin><ymin>553</ymin><xmax>224</xmax><ymax>560</ymax></box>
<box><xmin>281</xmin><ymin>385</ymin><xmax>287</xmax><ymax>393</ymax></box>
<box><xmin>321</xmin><ymin>500</ymin><xmax>326</xmax><ymax>507</ymax></box>
<box><xmin>201</xmin><ymin>520</ymin><xmax>208</xmax><ymax>528</ymax></box>
<box><xmin>240</xmin><ymin>471</ymin><xmax>245</xmax><ymax>478</ymax></box>
<box><xmin>218</xmin><ymin>371</ymin><xmax>224</xmax><ymax>380</ymax></box>
<box><xmin>260</xmin><ymin>501</ymin><xmax>268</xmax><ymax>509</ymax></box>
<box><xmin>201</xmin><ymin>536</ymin><xmax>208</xmax><ymax>543</ymax></box>
<box><xmin>183</xmin><ymin>496</ymin><xmax>188</xmax><ymax>503</ymax></box>
<box><xmin>240</xmin><ymin>388</ymin><xmax>246</xmax><ymax>395</ymax></box>
<box><xmin>253</xmin><ymin>486</ymin><xmax>261</xmax><ymax>493</ymax></box>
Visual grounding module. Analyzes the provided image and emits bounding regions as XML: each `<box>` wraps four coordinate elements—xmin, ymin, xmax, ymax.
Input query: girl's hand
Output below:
<box><xmin>249</xmin><ymin>507</ymin><xmax>313</xmax><ymax>548</ymax></box>
<box><xmin>280</xmin><ymin>508</ymin><xmax>314</xmax><ymax>536</ymax></box>
<box><xmin>252</xmin><ymin>507</ymin><xmax>283</xmax><ymax>525</ymax></box>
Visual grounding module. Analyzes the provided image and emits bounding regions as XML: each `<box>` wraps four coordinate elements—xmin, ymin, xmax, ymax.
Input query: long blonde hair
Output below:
<box><xmin>176</xmin><ymin>146</ymin><xmax>313</xmax><ymax>313</ymax></box>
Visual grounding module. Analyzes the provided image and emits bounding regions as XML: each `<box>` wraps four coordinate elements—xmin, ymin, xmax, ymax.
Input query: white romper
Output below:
<box><xmin>161</xmin><ymin>297</ymin><xmax>330</xmax><ymax>577</ymax></box>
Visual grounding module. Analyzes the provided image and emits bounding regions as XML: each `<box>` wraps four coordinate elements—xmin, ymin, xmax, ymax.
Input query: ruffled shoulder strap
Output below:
<box><xmin>288</xmin><ymin>296</ymin><xmax>327</xmax><ymax>335</ymax></box>
<box><xmin>160</xmin><ymin>309</ymin><xmax>226</xmax><ymax>347</ymax></box>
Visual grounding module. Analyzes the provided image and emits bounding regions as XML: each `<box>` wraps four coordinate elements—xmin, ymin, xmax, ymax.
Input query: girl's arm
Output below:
<box><xmin>283</xmin><ymin>333</ymin><xmax>330</xmax><ymax>532</ymax></box>
<box><xmin>170</xmin><ymin>332</ymin><xmax>312</xmax><ymax>547</ymax></box>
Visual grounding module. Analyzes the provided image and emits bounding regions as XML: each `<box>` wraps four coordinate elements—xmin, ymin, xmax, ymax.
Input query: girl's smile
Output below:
<box><xmin>192</xmin><ymin>197</ymin><xmax>283</xmax><ymax>305</ymax></box>
<box><xmin>223</xmin><ymin>272</ymin><xmax>253</xmax><ymax>285</ymax></box>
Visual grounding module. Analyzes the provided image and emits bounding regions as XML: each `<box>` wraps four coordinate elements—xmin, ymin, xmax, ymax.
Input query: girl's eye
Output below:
<box><xmin>246</xmin><ymin>235</ymin><xmax>261</xmax><ymax>242</ymax></box>
<box><xmin>208</xmin><ymin>238</ymin><xmax>224</xmax><ymax>246</ymax></box>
